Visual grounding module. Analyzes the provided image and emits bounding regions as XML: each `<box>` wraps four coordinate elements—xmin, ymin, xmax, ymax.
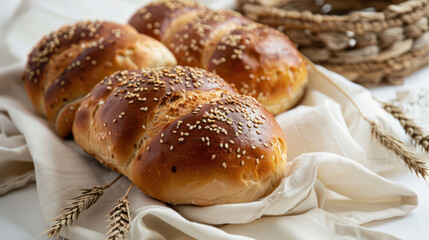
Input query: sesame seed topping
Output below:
<box><xmin>170</xmin><ymin>145</ymin><xmax>174</xmax><ymax>151</ymax></box>
<box><xmin>212</xmin><ymin>155</ymin><xmax>216</xmax><ymax>160</ymax></box>
<box><xmin>222</xmin><ymin>162</ymin><xmax>227</xmax><ymax>168</ymax></box>
<box><xmin>241</xmin><ymin>160</ymin><xmax>245</xmax><ymax>166</ymax></box>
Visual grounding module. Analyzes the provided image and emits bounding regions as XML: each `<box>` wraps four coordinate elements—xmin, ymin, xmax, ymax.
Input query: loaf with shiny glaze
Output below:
<box><xmin>73</xmin><ymin>66</ymin><xmax>287</xmax><ymax>206</ymax></box>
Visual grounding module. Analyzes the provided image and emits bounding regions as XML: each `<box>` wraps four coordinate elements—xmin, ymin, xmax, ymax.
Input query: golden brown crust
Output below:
<box><xmin>128</xmin><ymin>0</ymin><xmax>207</xmax><ymax>42</ymax></box>
<box><xmin>166</xmin><ymin>10</ymin><xmax>250</xmax><ymax>68</ymax></box>
<box><xmin>73</xmin><ymin>66</ymin><xmax>287</xmax><ymax>206</ymax></box>
<box><xmin>131</xmin><ymin>94</ymin><xmax>287</xmax><ymax>205</ymax></box>
<box><xmin>128</xmin><ymin>0</ymin><xmax>308</xmax><ymax>115</ymax></box>
<box><xmin>208</xmin><ymin>23</ymin><xmax>308</xmax><ymax>114</ymax></box>
<box><xmin>23</xmin><ymin>20</ymin><xmax>176</xmax><ymax>138</ymax></box>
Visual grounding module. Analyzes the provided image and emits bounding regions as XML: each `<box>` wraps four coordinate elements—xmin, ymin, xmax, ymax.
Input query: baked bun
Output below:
<box><xmin>129</xmin><ymin>0</ymin><xmax>308</xmax><ymax>115</ymax></box>
<box><xmin>73</xmin><ymin>66</ymin><xmax>287</xmax><ymax>206</ymax></box>
<box><xmin>22</xmin><ymin>20</ymin><xmax>177</xmax><ymax>137</ymax></box>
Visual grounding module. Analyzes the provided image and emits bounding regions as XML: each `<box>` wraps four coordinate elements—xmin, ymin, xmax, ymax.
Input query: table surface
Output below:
<box><xmin>1</xmin><ymin>1</ymin><xmax>429</xmax><ymax>239</ymax></box>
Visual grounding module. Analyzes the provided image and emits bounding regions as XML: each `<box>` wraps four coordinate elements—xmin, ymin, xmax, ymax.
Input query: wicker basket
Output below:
<box><xmin>238</xmin><ymin>0</ymin><xmax>429</xmax><ymax>87</ymax></box>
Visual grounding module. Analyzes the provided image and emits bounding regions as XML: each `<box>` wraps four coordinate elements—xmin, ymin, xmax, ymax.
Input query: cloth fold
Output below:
<box><xmin>0</xmin><ymin>0</ymin><xmax>426</xmax><ymax>239</ymax></box>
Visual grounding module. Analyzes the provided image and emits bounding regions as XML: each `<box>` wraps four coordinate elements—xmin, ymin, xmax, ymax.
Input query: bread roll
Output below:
<box><xmin>22</xmin><ymin>20</ymin><xmax>176</xmax><ymax>137</ymax></box>
<box><xmin>73</xmin><ymin>66</ymin><xmax>287</xmax><ymax>206</ymax></box>
<box><xmin>128</xmin><ymin>0</ymin><xmax>308</xmax><ymax>115</ymax></box>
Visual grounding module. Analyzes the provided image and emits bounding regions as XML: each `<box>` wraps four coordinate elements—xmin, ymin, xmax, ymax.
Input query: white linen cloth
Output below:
<box><xmin>0</xmin><ymin>0</ymin><xmax>426</xmax><ymax>239</ymax></box>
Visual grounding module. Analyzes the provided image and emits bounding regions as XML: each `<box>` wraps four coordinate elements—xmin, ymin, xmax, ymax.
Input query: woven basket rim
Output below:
<box><xmin>241</xmin><ymin>0</ymin><xmax>429</xmax><ymax>22</ymax></box>
<box><xmin>241</xmin><ymin>0</ymin><xmax>429</xmax><ymax>33</ymax></box>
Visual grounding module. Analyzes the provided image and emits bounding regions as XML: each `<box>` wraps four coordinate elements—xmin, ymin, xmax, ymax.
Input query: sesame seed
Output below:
<box><xmin>222</xmin><ymin>162</ymin><xmax>227</xmax><ymax>168</ymax></box>
<box><xmin>142</xmin><ymin>125</ymin><xmax>146</xmax><ymax>129</ymax></box>
<box><xmin>264</xmin><ymin>143</ymin><xmax>268</xmax><ymax>148</ymax></box>
<box><xmin>146</xmin><ymin>145</ymin><xmax>150</xmax><ymax>151</ymax></box>
<box><xmin>241</xmin><ymin>160</ymin><xmax>245</xmax><ymax>166</ymax></box>
<box><xmin>212</xmin><ymin>155</ymin><xmax>216</xmax><ymax>160</ymax></box>
<box><xmin>256</xmin><ymin>159</ymin><xmax>260</xmax><ymax>164</ymax></box>
<box><xmin>170</xmin><ymin>145</ymin><xmax>174</xmax><ymax>150</ymax></box>
<box><xmin>178</xmin><ymin>138</ymin><xmax>184</xmax><ymax>142</ymax></box>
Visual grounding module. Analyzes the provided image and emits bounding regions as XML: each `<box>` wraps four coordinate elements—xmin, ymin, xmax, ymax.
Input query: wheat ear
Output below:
<box><xmin>46</xmin><ymin>175</ymin><xmax>122</xmax><ymax>238</ymax></box>
<box><xmin>380</xmin><ymin>102</ymin><xmax>429</xmax><ymax>154</ymax></box>
<box><xmin>369</xmin><ymin>120</ymin><xmax>428</xmax><ymax>179</ymax></box>
<box><xmin>306</xmin><ymin>60</ymin><xmax>428</xmax><ymax>179</ymax></box>
<box><xmin>106</xmin><ymin>183</ymin><xmax>134</xmax><ymax>240</ymax></box>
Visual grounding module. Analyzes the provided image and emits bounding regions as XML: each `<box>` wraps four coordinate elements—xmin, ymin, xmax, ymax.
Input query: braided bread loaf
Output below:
<box><xmin>73</xmin><ymin>66</ymin><xmax>287</xmax><ymax>206</ymax></box>
<box><xmin>129</xmin><ymin>0</ymin><xmax>308</xmax><ymax>115</ymax></box>
<box><xmin>23</xmin><ymin>20</ymin><xmax>176</xmax><ymax>137</ymax></box>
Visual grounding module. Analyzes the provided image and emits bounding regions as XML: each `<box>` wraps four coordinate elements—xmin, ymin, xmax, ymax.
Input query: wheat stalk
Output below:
<box><xmin>46</xmin><ymin>175</ymin><xmax>122</xmax><ymax>239</ymax></box>
<box><xmin>381</xmin><ymin>102</ymin><xmax>429</xmax><ymax>154</ymax></box>
<box><xmin>369</xmin><ymin>120</ymin><xmax>428</xmax><ymax>179</ymax></box>
<box><xmin>106</xmin><ymin>183</ymin><xmax>134</xmax><ymax>240</ymax></box>
<box><xmin>306</xmin><ymin>60</ymin><xmax>428</xmax><ymax>179</ymax></box>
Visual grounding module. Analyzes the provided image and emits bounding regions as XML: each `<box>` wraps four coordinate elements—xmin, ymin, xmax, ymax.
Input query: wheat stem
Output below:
<box><xmin>46</xmin><ymin>175</ymin><xmax>123</xmax><ymax>239</ymax></box>
<box><xmin>306</xmin><ymin>60</ymin><xmax>428</xmax><ymax>179</ymax></box>
<box><xmin>106</xmin><ymin>183</ymin><xmax>134</xmax><ymax>240</ymax></box>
